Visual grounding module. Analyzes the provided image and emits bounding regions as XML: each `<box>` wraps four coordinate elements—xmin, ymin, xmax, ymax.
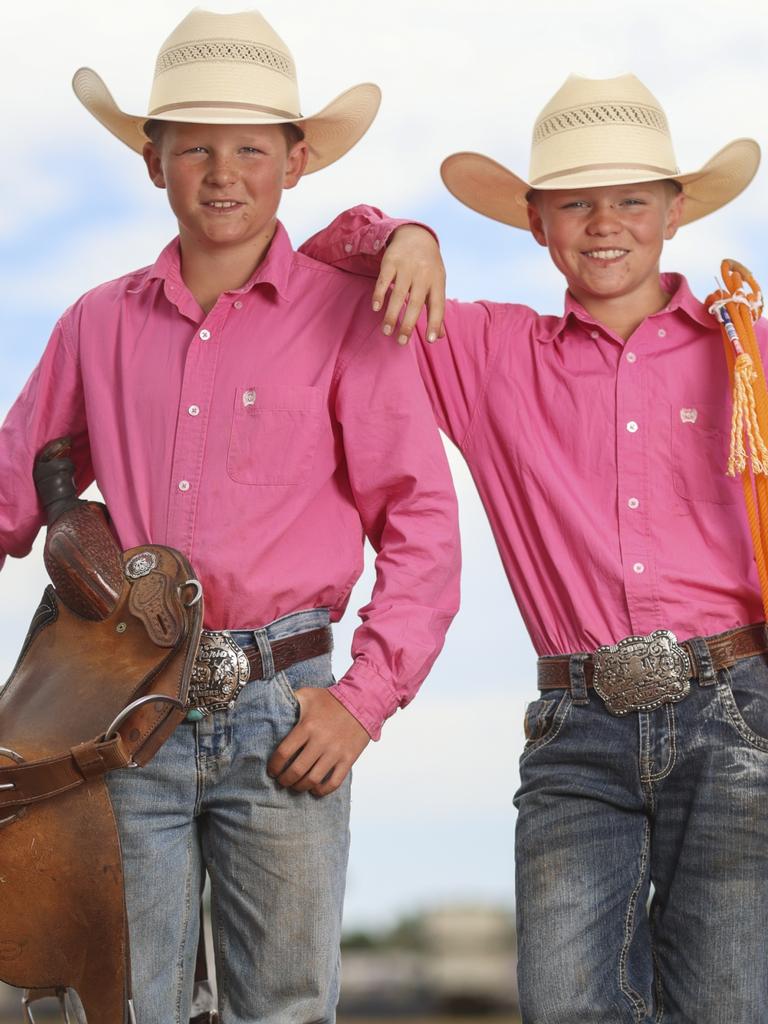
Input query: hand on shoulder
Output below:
<box><xmin>373</xmin><ymin>225</ymin><xmax>446</xmax><ymax>346</ymax></box>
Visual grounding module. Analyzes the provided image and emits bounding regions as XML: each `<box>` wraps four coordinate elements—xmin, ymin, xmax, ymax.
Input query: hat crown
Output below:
<box><xmin>148</xmin><ymin>9</ymin><xmax>302</xmax><ymax>121</ymax></box>
<box><xmin>528</xmin><ymin>73</ymin><xmax>680</xmax><ymax>188</ymax></box>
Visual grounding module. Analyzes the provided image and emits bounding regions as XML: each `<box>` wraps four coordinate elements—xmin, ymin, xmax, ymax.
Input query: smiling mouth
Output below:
<box><xmin>203</xmin><ymin>200</ymin><xmax>243</xmax><ymax>210</ymax></box>
<box><xmin>582</xmin><ymin>249</ymin><xmax>629</xmax><ymax>261</ymax></box>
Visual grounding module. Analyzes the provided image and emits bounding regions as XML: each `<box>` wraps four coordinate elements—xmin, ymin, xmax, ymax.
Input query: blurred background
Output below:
<box><xmin>1</xmin><ymin>0</ymin><xmax>767</xmax><ymax>1018</ymax></box>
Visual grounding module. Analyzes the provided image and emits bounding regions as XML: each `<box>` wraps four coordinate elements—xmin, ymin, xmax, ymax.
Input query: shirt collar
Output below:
<box><xmin>136</xmin><ymin>220</ymin><xmax>296</xmax><ymax>304</ymax></box>
<box><xmin>536</xmin><ymin>272</ymin><xmax>717</xmax><ymax>343</ymax></box>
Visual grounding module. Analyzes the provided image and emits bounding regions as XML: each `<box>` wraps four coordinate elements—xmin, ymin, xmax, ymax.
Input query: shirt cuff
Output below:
<box><xmin>328</xmin><ymin>662</ymin><xmax>402</xmax><ymax>741</ymax></box>
<box><xmin>361</xmin><ymin>219</ymin><xmax>439</xmax><ymax>258</ymax></box>
<box><xmin>329</xmin><ymin>219</ymin><xmax>440</xmax><ymax>272</ymax></box>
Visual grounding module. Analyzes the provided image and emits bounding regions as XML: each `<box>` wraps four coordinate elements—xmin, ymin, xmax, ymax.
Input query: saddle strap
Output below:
<box><xmin>0</xmin><ymin>735</ymin><xmax>134</xmax><ymax>811</ymax></box>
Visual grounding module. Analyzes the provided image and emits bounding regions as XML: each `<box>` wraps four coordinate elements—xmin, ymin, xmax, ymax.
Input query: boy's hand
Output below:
<box><xmin>372</xmin><ymin>225</ymin><xmax>446</xmax><ymax>346</ymax></box>
<box><xmin>267</xmin><ymin>687</ymin><xmax>370</xmax><ymax>797</ymax></box>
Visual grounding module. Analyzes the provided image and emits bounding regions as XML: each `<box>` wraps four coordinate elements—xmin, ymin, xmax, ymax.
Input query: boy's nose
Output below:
<box><xmin>586</xmin><ymin>205</ymin><xmax>621</xmax><ymax>235</ymax></box>
<box><xmin>206</xmin><ymin>157</ymin><xmax>238</xmax><ymax>186</ymax></box>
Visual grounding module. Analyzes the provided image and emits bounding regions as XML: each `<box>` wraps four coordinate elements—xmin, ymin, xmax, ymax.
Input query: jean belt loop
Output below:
<box><xmin>687</xmin><ymin>635</ymin><xmax>716</xmax><ymax>687</ymax></box>
<box><xmin>568</xmin><ymin>653</ymin><xmax>591</xmax><ymax>705</ymax></box>
<box><xmin>253</xmin><ymin>628</ymin><xmax>275</xmax><ymax>680</ymax></box>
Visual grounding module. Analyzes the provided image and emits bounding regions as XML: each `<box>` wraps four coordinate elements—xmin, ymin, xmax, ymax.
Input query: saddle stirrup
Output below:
<box><xmin>22</xmin><ymin>988</ymin><xmax>72</xmax><ymax>1024</ymax></box>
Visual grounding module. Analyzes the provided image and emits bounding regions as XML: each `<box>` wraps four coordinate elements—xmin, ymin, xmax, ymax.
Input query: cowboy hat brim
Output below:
<box><xmin>440</xmin><ymin>138</ymin><xmax>761</xmax><ymax>229</ymax></box>
<box><xmin>72</xmin><ymin>67</ymin><xmax>381</xmax><ymax>174</ymax></box>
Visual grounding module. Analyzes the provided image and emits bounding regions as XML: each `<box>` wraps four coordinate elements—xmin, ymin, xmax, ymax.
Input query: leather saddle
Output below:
<box><xmin>0</xmin><ymin>439</ymin><xmax>204</xmax><ymax>1022</ymax></box>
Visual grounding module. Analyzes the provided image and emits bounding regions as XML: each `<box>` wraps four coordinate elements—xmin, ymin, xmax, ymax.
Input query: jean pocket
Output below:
<box><xmin>227</xmin><ymin>384</ymin><xmax>323</xmax><ymax>485</ymax></box>
<box><xmin>521</xmin><ymin>692</ymin><xmax>571</xmax><ymax>759</ymax></box>
<box><xmin>719</xmin><ymin>661</ymin><xmax>768</xmax><ymax>751</ymax></box>
<box><xmin>275</xmin><ymin>655</ymin><xmax>335</xmax><ymax>706</ymax></box>
<box><xmin>274</xmin><ymin>670</ymin><xmax>301</xmax><ymax>711</ymax></box>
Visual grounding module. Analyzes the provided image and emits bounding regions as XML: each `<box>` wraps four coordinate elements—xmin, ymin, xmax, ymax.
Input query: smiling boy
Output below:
<box><xmin>303</xmin><ymin>74</ymin><xmax>767</xmax><ymax>1023</ymax></box>
<box><xmin>0</xmin><ymin>10</ymin><xmax>460</xmax><ymax>1022</ymax></box>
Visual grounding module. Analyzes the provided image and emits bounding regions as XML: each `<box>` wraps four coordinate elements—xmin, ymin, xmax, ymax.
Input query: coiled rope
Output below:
<box><xmin>707</xmin><ymin>260</ymin><xmax>768</xmax><ymax>616</ymax></box>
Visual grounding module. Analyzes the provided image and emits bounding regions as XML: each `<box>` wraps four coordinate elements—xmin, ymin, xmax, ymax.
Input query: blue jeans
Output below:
<box><xmin>106</xmin><ymin>608</ymin><xmax>350</xmax><ymax>1024</ymax></box>
<box><xmin>514</xmin><ymin>640</ymin><xmax>768</xmax><ymax>1024</ymax></box>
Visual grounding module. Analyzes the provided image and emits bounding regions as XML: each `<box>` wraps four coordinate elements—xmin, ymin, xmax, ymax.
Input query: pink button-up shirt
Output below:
<box><xmin>0</xmin><ymin>223</ymin><xmax>460</xmax><ymax>738</ymax></box>
<box><xmin>302</xmin><ymin>206</ymin><xmax>765</xmax><ymax>655</ymax></box>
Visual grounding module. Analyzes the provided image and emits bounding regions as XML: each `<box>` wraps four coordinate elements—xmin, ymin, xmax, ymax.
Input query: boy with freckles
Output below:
<box><xmin>0</xmin><ymin>9</ymin><xmax>460</xmax><ymax>1022</ymax></box>
<box><xmin>303</xmin><ymin>73</ymin><xmax>768</xmax><ymax>1023</ymax></box>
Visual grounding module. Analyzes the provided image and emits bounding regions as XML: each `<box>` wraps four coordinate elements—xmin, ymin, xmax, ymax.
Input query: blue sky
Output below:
<box><xmin>2</xmin><ymin>0</ymin><xmax>768</xmax><ymax>929</ymax></box>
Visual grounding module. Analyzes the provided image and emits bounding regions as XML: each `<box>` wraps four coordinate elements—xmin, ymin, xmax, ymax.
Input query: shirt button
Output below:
<box><xmin>373</xmin><ymin>239</ymin><xmax>381</xmax><ymax>250</ymax></box>
<box><xmin>590</xmin><ymin>330</ymin><xmax>599</xmax><ymax>339</ymax></box>
<box><xmin>233</xmin><ymin>300</ymin><xmax>243</xmax><ymax>310</ymax></box>
<box><xmin>178</xmin><ymin>480</ymin><xmax>190</xmax><ymax>492</ymax></box>
<box><xmin>188</xmin><ymin>405</ymin><xmax>200</xmax><ymax>416</ymax></box>
<box><xmin>633</xmin><ymin>562</ymin><xmax>645</xmax><ymax>574</ymax></box>
<box><xmin>626</xmin><ymin>352</ymin><xmax>637</xmax><ymax>363</ymax></box>
<box><xmin>628</xmin><ymin>497</ymin><xmax>640</xmax><ymax>509</ymax></box>
<box><xmin>199</xmin><ymin>329</ymin><xmax>211</xmax><ymax>341</ymax></box>
<box><xmin>658</xmin><ymin>328</ymin><xmax>667</xmax><ymax>338</ymax></box>
<box><xmin>344</xmin><ymin>242</ymin><xmax>353</xmax><ymax>253</ymax></box>
<box><xmin>627</xmin><ymin>421</ymin><xmax>639</xmax><ymax>433</ymax></box>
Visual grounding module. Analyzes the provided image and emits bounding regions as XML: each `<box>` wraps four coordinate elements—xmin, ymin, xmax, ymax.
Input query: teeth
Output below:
<box><xmin>208</xmin><ymin>201</ymin><xmax>238</xmax><ymax>208</ymax></box>
<box><xmin>585</xmin><ymin>249</ymin><xmax>627</xmax><ymax>260</ymax></box>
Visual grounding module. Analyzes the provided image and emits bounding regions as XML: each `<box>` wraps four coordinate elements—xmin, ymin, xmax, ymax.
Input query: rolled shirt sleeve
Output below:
<box><xmin>301</xmin><ymin>204</ymin><xmax>438</xmax><ymax>277</ymax></box>
<box><xmin>330</xmin><ymin>321</ymin><xmax>461</xmax><ymax>739</ymax></box>
<box><xmin>0</xmin><ymin>312</ymin><xmax>93</xmax><ymax>571</ymax></box>
<box><xmin>299</xmin><ymin>204</ymin><xmax>498</xmax><ymax>448</ymax></box>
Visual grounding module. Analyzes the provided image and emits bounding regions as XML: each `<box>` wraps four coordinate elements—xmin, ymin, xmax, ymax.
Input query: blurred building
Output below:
<box><xmin>0</xmin><ymin>903</ymin><xmax>519</xmax><ymax>1019</ymax></box>
<box><xmin>340</xmin><ymin>904</ymin><xmax>518</xmax><ymax>1015</ymax></box>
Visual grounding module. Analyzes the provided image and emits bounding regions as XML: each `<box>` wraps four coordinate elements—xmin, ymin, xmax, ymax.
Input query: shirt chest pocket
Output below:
<box><xmin>670</xmin><ymin>402</ymin><xmax>741</xmax><ymax>506</ymax></box>
<box><xmin>227</xmin><ymin>385</ymin><xmax>323</xmax><ymax>486</ymax></box>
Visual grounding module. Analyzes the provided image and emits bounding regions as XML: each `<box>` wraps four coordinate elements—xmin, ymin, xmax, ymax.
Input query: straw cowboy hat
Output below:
<box><xmin>72</xmin><ymin>9</ymin><xmax>381</xmax><ymax>174</ymax></box>
<box><xmin>441</xmin><ymin>73</ymin><xmax>760</xmax><ymax>229</ymax></box>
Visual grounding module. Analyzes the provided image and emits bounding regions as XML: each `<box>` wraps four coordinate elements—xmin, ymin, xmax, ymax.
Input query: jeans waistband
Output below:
<box><xmin>228</xmin><ymin>607</ymin><xmax>331</xmax><ymax>649</ymax></box>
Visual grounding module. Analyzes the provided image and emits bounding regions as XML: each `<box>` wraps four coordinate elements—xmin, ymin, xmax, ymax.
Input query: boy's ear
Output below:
<box><xmin>143</xmin><ymin>141</ymin><xmax>166</xmax><ymax>189</ymax></box>
<box><xmin>527</xmin><ymin>202</ymin><xmax>548</xmax><ymax>247</ymax></box>
<box><xmin>283</xmin><ymin>141</ymin><xmax>309</xmax><ymax>191</ymax></box>
<box><xmin>663</xmin><ymin>189</ymin><xmax>685</xmax><ymax>241</ymax></box>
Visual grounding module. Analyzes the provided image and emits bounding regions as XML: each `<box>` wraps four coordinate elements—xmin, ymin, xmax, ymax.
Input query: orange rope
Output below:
<box><xmin>706</xmin><ymin>260</ymin><xmax>768</xmax><ymax>618</ymax></box>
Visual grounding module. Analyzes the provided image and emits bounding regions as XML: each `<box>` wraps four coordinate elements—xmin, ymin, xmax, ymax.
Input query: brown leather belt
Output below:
<box><xmin>186</xmin><ymin>625</ymin><xmax>333</xmax><ymax>717</ymax></box>
<box><xmin>537</xmin><ymin>623</ymin><xmax>767</xmax><ymax>715</ymax></box>
<box><xmin>240</xmin><ymin>627</ymin><xmax>333</xmax><ymax>681</ymax></box>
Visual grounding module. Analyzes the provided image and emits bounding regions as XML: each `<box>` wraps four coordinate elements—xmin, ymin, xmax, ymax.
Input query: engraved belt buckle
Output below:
<box><xmin>592</xmin><ymin>629</ymin><xmax>691</xmax><ymax>716</ymax></box>
<box><xmin>187</xmin><ymin>631</ymin><xmax>250</xmax><ymax>716</ymax></box>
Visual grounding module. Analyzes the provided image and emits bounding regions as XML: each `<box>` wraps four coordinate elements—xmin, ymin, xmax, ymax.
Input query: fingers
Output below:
<box><xmin>381</xmin><ymin>280</ymin><xmax>411</xmax><ymax>342</ymax></box>
<box><xmin>273</xmin><ymin>740</ymin><xmax>323</xmax><ymax>789</ymax></box>
<box><xmin>266</xmin><ymin>727</ymin><xmax>303</xmax><ymax>780</ymax></box>
<box><xmin>372</xmin><ymin>261</ymin><xmax>396</xmax><ymax>316</ymax></box>
<box><xmin>269</xmin><ymin>731</ymin><xmax>349</xmax><ymax>796</ymax></box>
<box><xmin>426</xmin><ymin>282</ymin><xmax>446</xmax><ymax>344</ymax></box>
<box><xmin>293</xmin><ymin>758</ymin><xmax>349</xmax><ymax>797</ymax></box>
<box><xmin>374</xmin><ymin>257</ymin><xmax>446</xmax><ymax>346</ymax></box>
<box><xmin>267</xmin><ymin>686</ymin><xmax>368</xmax><ymax>797</ymax></box>
<box><xmin>310</xmin><ymin>763</ymin><xmax>349</xmax><ymax>798</ymax></box>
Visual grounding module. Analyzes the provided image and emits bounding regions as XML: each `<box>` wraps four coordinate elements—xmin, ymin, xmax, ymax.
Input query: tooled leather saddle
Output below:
<box><xmin>0</xmin><ymin>439</ymin><xmax>205</xmax><ymax>1022</ymax></box>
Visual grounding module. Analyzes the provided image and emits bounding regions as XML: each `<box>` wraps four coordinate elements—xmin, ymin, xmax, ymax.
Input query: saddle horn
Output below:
<box><xmin>34</xmin><ymin>437</ymin><xmax>125</xmax><ymax>620</ymax></box>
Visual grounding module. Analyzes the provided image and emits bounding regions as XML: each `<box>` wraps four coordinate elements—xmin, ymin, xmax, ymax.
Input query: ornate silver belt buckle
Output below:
<box><xmin>592</xmin><ymin>629</ymin><xmax>691</xmax><ymax>716</ymax></box>
<box><xmin>187</xmin><ymin>631</ymin><xmax>250</xmax><ymax>716</ymax></box>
